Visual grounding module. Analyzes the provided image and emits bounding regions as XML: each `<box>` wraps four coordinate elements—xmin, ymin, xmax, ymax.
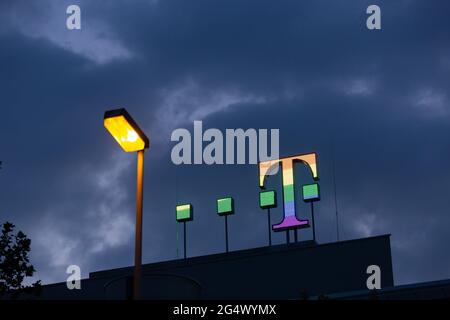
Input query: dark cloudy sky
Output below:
<box><xmin>1</xmin><ymin>0</ymin><xmax>450</xmax><ymax>287</ymax></box>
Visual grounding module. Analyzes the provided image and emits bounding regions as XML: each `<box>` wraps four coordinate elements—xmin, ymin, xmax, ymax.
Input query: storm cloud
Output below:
<box><xmin>0</xmin><ymin>0</ymin><xmax>449</xmax><ymax>286</ymax></box>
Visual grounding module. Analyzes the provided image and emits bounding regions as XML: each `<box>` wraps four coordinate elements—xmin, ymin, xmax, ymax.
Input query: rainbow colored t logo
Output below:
<box><xmin>259</xmin><ymin>153</ymin><xmax>318</xmax><ymax>231</ymax></box>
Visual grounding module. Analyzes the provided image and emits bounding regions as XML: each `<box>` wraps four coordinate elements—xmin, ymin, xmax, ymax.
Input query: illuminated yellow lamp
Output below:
<box><xmin>104</xmin><ymin>108</ymin><xmax>149</xmax><ymax>152</ymax></box>
<box><xmin>103</xmin><ymin>107</ymin><xmax>149</xmax><ymax>300</ymax></box>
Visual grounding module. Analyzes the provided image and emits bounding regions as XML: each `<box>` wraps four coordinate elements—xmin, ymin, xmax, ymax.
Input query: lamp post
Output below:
<box><xmin>104</xmin><ymin>108</ymin><xmax>149</xmax><ymax>300</ymax></box>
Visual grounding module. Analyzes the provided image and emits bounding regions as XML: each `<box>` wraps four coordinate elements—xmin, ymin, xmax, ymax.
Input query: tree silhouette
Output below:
<box><xmin>0</xmin><ymin>221</ymin><xmax>41</xmax><ymax>298</ymax></box>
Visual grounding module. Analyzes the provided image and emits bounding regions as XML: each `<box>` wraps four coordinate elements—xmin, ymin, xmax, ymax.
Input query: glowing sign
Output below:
<box><xmin>259</xmin><ymin>190</ymin><xmax>277</xmax><ymax>209</ymax></box>
<box><xmin>217</xmin><ymin>197</ymin><xmax>234</xmax><ymax>216</ymax></box>
<box><xmin>302</xmin><ymin>183</ymin><xmax>320</xmax><ymax>202</ymax></box>
<box><xmin>175</xmin><ymin>152</ymin><xmax>321</xmax><ymax>244</ymax></box>
<box><xmin>259</xmin><ymin>153</ymin><xmax>318</xmax><ymax>231</ymax></box>
<box><xmin>176</xmin><ymin>204</ymin><xmax>193</xmax><ymax>222</ymax></box>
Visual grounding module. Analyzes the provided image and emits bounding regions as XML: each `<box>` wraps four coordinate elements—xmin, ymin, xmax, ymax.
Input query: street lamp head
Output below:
<box><xmin>104</xmin><ymin>108</ymin><xmax>149</xmax><ymax>152</ymax></box>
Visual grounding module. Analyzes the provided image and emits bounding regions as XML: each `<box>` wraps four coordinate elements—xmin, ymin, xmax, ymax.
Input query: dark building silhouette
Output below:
<box><xmin>24</xmin><ymin>235</ymin><xmax>396</xmax><ymax>299</ymax></box>
<box><xmin>13</xmin><ymin>234</ymin><xmax>450</xmax><ymax>299</ymax></box>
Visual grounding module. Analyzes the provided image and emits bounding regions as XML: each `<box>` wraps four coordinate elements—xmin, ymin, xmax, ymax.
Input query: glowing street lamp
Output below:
<box><xmin>104</xmin><ymin>108</ymin><xmax>149</xmax><ymax>300</ymax></box>
<box><xmin>104</xmin><ymin>109</ymin><xmax>149</xmax><ymax>152</ymax></box>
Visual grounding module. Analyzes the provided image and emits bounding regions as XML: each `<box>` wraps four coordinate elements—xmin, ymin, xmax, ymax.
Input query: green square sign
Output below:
<box><xmin>176</xmin><ymin>203</ymin><xmax>193</xmax><ymax>222</ymax></box>
<box><xmin>302</xmin><ymin>183</ymin><xmax>320</xmax><ymax>202</ymax></box>
<box><xmin>217</xmin><ymin>197</ymin><xmax>234</xmax><ymax>216</ymax></box>
<box><xmin>259</xmin><ymin>190</ymin><xmax>277</xmax><ymax>209</ymax></box>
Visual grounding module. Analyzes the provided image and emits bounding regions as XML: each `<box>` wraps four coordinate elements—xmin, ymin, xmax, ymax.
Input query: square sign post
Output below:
<box><xmin>176</xmin><ymin>204</ymin><xmax>193</xmax><ymax>259</ymax></box>
<box><xmin>217</xmin><ymin>197</ymin><xmax>234</xmax><ymax>253</ymax></box>
<box><xmin>302</xmin><ymin>183</ymin><xmax>320</xmax><ymax>242</ymax></box>
<box><xmin>259</xmin><ymin>190</ymin><xmax>277</xmax><ymax>246</ymax></box>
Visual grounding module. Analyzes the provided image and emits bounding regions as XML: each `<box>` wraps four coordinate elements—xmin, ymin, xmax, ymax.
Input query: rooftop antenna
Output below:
<box><xmin>332</xmin><ymin>145</ymin><xmax>340</xmax><ymax>242</ymax></box>
<box><xmin>175</xmin><ymin>166</ymin><xmax>179</xmax><ymax>259</ymax></box>
<box><xmin>302</xmin><ymin>183</ymin><xmax>320</xmax><ymax>243</ymax></box>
